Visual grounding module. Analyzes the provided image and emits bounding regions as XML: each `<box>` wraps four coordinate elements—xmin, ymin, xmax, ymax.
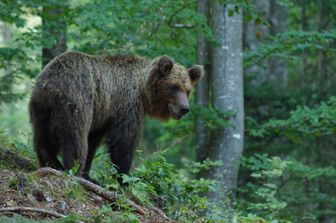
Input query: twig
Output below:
<box><xmin>147</xmin><ymin>23</ymin><xmax>160</xmax><ymax>39</ymax></box>
<box><xmin>34</xmin><ymin>167</ymin><xmax>171</xmax><ymax>221</ymax></box>
<box><xmin>0</xmin><ymin>207</ymin><xmax>65</xmax><ymax>218</ymax></box>
<box><xmin>152</xmin><ymin>206</ymin><xmax>170</xmax><ymax>219</ymax></box>
<box><xmin>149</xmin><ymin>134</ymin><xmax>189</xmax><ymax>160</ymax></box>
<box><xmin>246</xmin><ymin>48</ymin><xmax>278</xmax><ymax>69</ymax></box>
<box><xmin>166</xmin><ymin>1</ymin><xmax>194</xmax><ymax>28</ymax></box>
<box><xmin>168</xmin><ymin>23</ymin><xmax>194</xmax><ymax>29</ymax></box>
<box><xmin>275</xmin><ymin>174</ymin><xmax>293</xmax><ymax>195</ymax></box>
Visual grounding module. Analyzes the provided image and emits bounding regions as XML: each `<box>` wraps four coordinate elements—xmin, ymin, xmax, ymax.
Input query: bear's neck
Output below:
<box><xmin>141</xmin><ymin>69</ymin><xmax>170</xmax><ymax>121</ymax></box>
<box><xmin>141</xmin><ymin>71</ymin><xmax>156</xmax><ymax>117</ymax></box>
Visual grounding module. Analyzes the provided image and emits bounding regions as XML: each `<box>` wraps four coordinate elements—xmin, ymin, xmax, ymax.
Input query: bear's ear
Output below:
<box><xmin>188</xmin><ymin>65</ymin><xmax>204</xmax><ymax>84</ymax></box>
<box><xmin>158</xmin><ymin>56</ymin><xmax>174</xmax><ymax>75</ymax></box>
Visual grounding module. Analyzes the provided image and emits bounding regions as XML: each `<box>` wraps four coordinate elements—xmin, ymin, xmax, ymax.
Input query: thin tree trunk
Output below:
<box><xmin>196</xmin><ymin>0</ymin><xmax>210</xmax><ymax>177</ymax></box>
<box><xmin>268</xmin><ymin>0</ymin><xmax>288</xmax><ymax>86</ymax></box>
<box><xmin>316</xmin><ymin>2</ymin><xmax>333</xmax><ymax>223</ymax></box>
<box><xmin>42</xmin><ymin>2</ymin><xmax>67</xmax><ymax>67</ymax></box>
<box><xmin>208</xmin><ymin>1</ymin><xmax>244</xmax><ymax>206</ymax></box>
<box><xmin>244</xmin><ymin>0</ymin><xmax>270</xmax><ymax>86</ymax></box>
<box><xmin>300</xmin><ymin>3</ymin><xmax>308</xmax><ymax>94</ymax></box>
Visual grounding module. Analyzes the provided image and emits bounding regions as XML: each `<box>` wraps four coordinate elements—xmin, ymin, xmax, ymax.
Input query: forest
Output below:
<box><xmin>0</xmin><ymin>0</ymin><xmax>335</xmax><ymax>222</ymax></box>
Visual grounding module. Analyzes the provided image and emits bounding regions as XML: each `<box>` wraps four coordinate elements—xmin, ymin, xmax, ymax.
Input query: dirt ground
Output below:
<box><xmin>0</xmin><ymin>148</ymin><xmax>172</xmax><ymax>223</ymax></box>
<box><xmin>0</xmin><ymin>168</ymin><xmax>107</xmax><ymax>221</ymax></box>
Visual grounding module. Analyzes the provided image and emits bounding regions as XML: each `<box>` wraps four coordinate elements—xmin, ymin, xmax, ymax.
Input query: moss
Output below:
<box><xmin>0</xmin><ymin>147</ymin><xmax>37</xmax><ymax>171</ymax></box>
<box><xmin>63</xmin><ymin>180</ymin><xmax>87</xmax><ymax>203</ymax></box>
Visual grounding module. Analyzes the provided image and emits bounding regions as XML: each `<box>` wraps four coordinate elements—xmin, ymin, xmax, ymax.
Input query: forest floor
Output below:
<box><xmin>0</xmin><ymin>148</ymin><xmax>172</xmax><ymax>223</ymax></box>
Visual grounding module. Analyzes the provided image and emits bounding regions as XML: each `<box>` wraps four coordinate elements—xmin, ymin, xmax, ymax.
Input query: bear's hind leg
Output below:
<box><xmin>51</xmin><ymin>109</ymin><xmax>90</xmax><ymax>176</ymax></box>
<box><xmin>49</xmin><ymin>98</ymin><xmax>92</xmax><ymax>177</ymax></box>
<box><xmin>32</xmin><ymin>118</ymin><xmax>63</xmax><ymax>170</ymax></box>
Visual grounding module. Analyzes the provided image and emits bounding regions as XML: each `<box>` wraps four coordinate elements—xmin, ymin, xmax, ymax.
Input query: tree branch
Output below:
<box><xmin>246</xmin><ymin>48</ymin><xmax>278</xmax><ymax>69</ymax></box>
<box><xmin>34</xmin><ymin>167</ymin><xmax>171</xmax><ymax>221</ymax></box>
<box><xmin>168</xmin><ymin>23</ymin><xmax>194</xmax><ymax>29</ymax></box>
<box><xmin>0</xmin><ymin>207</ymin><xmax>66</xmax><ymax>218</ymax></box>
<box><xmin>147</xmin><ymin>23</ymin><xmax>161</xmax><ymax>39</ymax></box>
<box><xmin>166</xmin><ymin>1</ymin><xmax>195</xmax><ymax>29</ymax></box>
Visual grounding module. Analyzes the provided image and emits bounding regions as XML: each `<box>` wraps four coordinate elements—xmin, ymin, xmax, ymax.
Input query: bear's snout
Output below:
<box><xmin>168</xmin><ymin>102</ymin><xmax>189</xmax><ymax>120</ymax></box>
<box><xmin>180</xmin><ymin>107</ymin><xmax>189</xmax><ymax>115</ymax></box>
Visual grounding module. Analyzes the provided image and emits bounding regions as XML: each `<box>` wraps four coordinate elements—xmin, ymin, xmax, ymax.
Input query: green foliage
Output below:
<box><xmin>134</xmin><ymin>157</ymin><xmax>215</xmax><ymax>218</ymax></box>
<box><xmin>186</xmin><ymin>158</ymin><xmax>222</xmax><ymax>174</ymax></box>
<box><xmin>0</xmin><ymin>47</ymin><xmax>35</xmax><ymax>104</ymax></box>
<box><xmin>158</xmin><ymin>104</ymin><xmax>233</xmax><ymax>144</ymax></box>
<box><xmin>245</xmin><ymin>29</ymin><xmax>336</xmax><ymax>68</ymax></box>
<box><xmin>191</xmin><ymin>105</ymin><xmax>234</xmax><ymax>130</ymax></box>
<box><xmin>0</xmin><ymin>0</ymin><xmax>211</xmax><ymax>105</ymax></box>
<box><xmin>93</xmin><ymin>204</ymin><xmax>139</xmax><ymax>223</ymax></box>
<box><xmin>64</xmin><ymin>180</ymin><xmax>86</xmax><ymax>202</ymax></box>
<box><xmin>126</xmin><ymin>157</ymin><xmax>264</xmax><ymax>222</ymax></box>
<box><xmin>251</xmin><ymin>97</ymin><xmax>336</xmax><ymax>141</ymax></box>
<box><xmin>91</xmin><ymin>155</ymin><xmax>265</xmax><ymax>222</ymax></box>
<box><xmin>141</xmin><ymin>103</ymin><xmax>233</xmax><ymax>168</ymax></box>
<box><xmin>240</xmin><ymin>154</ymin><xmax>336</xmax><ymax>222</ymax></box>
<box><xmin>69</xmin><ymin>0</ymin><xmax>209</xmax><ymax>64</ymax></box>
<box><xmin>236</xmin><ymin>215</ymin><xmax>268</xmax><ymax>223</ymax></box>
<box><xmin>0</xmin><ymin>129</ymin><xmax>36</xmax><ymax>171</ymax></box>
<box><xmin>0</xmin><ymin>1</ymin><xmax>27</xmax><ymax>27</ymax></box>
<box><xmin>240</xmin><ymin>155</ymin><xmax>290</xmax><ymax>221</ymax></box>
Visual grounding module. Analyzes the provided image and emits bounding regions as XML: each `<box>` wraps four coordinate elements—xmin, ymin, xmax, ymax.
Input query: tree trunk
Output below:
<box><xmin>267</xmin><ymin>0</ymin><xmax>288</xmax><ymax>86</ymax></box>
<box><xmin>208</xmin><ymin>1</ymin><xmax>244</xmax><ymax>205</ymax></box>
<box><xmin>300</xmin><ymin>3</ymin><xmax>308</xmax><ymax>93</ymax></box>
<box><xmin>42</xmin><ymin>3</ymin><xmax>67</xmax><ymax>67</ymax></box>
<box><xmin>196</xmin><ymin>0</ymin><xmax>210</xmax><ymax>176</ymax></box>
<box><xmin>243</xmin><ymin>0</ymin><xmax>270</xmax><ymax>86</ymax></box>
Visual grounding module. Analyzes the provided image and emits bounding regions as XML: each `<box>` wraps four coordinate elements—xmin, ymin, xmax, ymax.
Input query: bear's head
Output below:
<box><xmin>146</xmin><ymin>56</ymin><xmax>204</xmax><ymax>120</ymax></box>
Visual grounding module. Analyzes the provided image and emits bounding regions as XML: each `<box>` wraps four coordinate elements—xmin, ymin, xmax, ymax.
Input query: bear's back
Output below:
<box><xmin>31</xmin><ymin>51</ymin><xmax>149</xmax><ymax>130</ymax></box>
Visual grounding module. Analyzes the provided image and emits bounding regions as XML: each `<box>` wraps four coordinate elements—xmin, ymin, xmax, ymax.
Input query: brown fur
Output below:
<box><xmin>29</xmin><ymin>51</ymin><xmax>203</xmax><ymax>180</ymax></box>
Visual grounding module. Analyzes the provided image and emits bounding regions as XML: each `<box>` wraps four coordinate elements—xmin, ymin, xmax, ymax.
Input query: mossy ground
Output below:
<box><xmin>0</xmin><ymin>147</ymin><xmax>172</xmax><ymax>223</ymax></box>
<box><xmin>0</xmin><ymin>167</ymin><xmax>105</xmax><ymax>222</ymax></box>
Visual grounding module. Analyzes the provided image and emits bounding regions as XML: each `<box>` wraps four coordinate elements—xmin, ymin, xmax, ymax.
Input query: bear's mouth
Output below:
<box><xmin>168</xmin><ymin>104</ymin><xmax>182</xmax><ymax>120</ymax></box>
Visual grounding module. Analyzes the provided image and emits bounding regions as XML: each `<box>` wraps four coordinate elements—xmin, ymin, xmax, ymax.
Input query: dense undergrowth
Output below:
<box><xmin>0</xmin><ymin>133</ymin><xmax>268</xmax><ymax>223</ymax></box>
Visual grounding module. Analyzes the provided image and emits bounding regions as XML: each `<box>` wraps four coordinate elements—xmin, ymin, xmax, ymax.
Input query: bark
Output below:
<box><xmin>0</xmin><ymin>207</ymin><xmax>66</xmax><ymax>218</ymax></box>
<box><xmin>196</xmin><ymin>0</ymin><xmax>210</xmax><ymax>175</ymax></box>
<box><xmin>208</xmin><ymin>1</ymin><xmax>244</xmax><ymax>204</ymax></box>
<box><xmin>42</xmin><ymin>2</ymin><xmax>67</xmax><ymax>67</ymax></box>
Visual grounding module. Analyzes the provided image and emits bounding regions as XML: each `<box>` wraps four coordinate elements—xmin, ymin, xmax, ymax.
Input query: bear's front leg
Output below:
<box><xmin>62</xmin><ymin>130</ymin><xmax>89</xmax><ymax>177</ymax></box>
<box><xmin>106</xmin><ymin>116</ymin><xmax>142</xmax><ymax>181</ymax></box>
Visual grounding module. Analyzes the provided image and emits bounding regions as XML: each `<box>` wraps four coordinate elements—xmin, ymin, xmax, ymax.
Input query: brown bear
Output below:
<box><xmin>29</xmin><ymin>51</ymin><xmax>203</xmax><ymax>180</ymax></box>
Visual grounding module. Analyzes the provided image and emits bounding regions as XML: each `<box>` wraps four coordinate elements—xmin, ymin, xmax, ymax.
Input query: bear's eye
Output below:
<box><xmin>169</xmin><ymin>85</ymin><xmax>179</xmax><ymax>92</ymax></box>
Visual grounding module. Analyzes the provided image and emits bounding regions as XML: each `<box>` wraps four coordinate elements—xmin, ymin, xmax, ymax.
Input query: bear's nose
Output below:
<box><xmin>180</xmin><ymin>107</ymin><xmax>189</xmax><ymax>115</ymax></box>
